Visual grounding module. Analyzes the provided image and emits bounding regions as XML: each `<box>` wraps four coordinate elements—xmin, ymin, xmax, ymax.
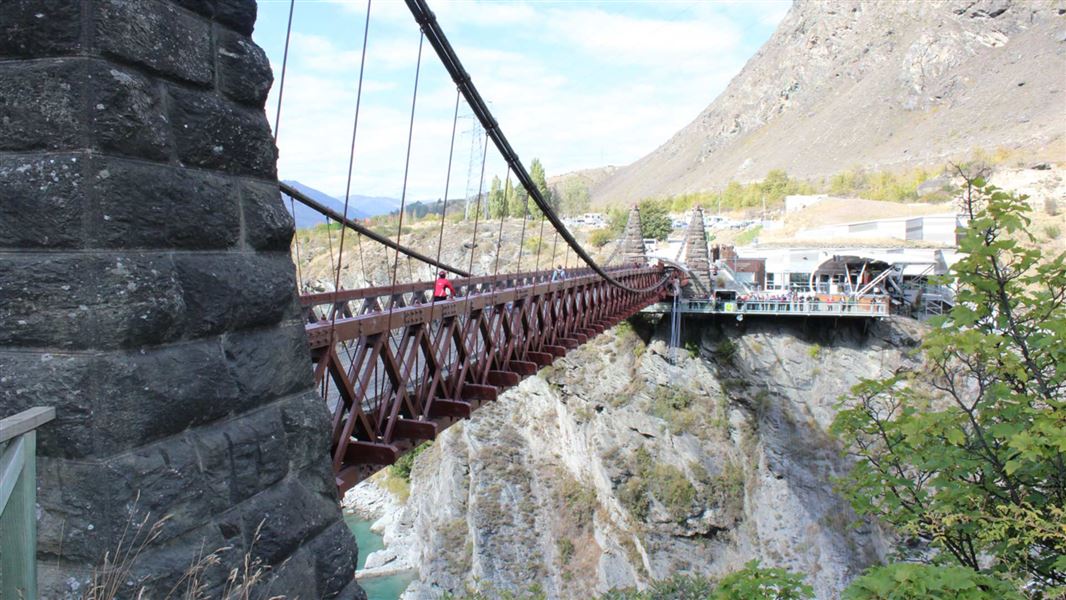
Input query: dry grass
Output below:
<box><xmin>83</xmin><ymin>511</ymin><xmax>282</xmax><ymax>600</ymax></box>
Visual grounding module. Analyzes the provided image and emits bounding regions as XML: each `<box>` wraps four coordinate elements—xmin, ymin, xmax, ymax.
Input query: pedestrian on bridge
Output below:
<box><xmin>433</xmin><ymin>270</ymin><xmax>456</xmax><ymax>301</ymax></box>
<box><xmin>551</xmin><ymin>264</ymin><xmax>567</xmax><ymax>282</ymax></box>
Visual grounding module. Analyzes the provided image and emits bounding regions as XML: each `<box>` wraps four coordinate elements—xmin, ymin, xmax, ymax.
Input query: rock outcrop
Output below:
<box><xmin>591</xmin><ymin>0</ymin><xmax>1066</xmax><ymax>205</ymax></box>
<box><xmin>0</xmin><ymin>1</ymin><xmax>361</xmax><ymax>596</ymax></box>
<box><xmin>360</xmin><ymin>316</ymin><xmax>927</xmax><ymax>599</ymax></box>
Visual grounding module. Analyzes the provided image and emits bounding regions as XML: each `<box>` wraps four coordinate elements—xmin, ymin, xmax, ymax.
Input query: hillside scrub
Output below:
<box><xmin>832</xmin><ymin>175</ymin><xmax>1066</xmax><ymax>593</ymax></box>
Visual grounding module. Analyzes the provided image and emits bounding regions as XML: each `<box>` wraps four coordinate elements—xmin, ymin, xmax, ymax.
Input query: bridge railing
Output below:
<box><xmin>303</xmin><ymin>264</ymin><xmax>669</xmax><ymax>491</ymax></box>
<box><xmin>677</xmin><ymin>296</ymin><xmax>890</xmax><ymax>317</ymax></box>
<box><xmin>1</xmin><ymin>406</ymin><xmax>56</xmax><ymax>599</ymax></box>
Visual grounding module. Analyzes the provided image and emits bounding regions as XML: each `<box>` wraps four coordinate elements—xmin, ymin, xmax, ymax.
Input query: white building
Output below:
<box><xmin>794</xmin><ymin>213</ymin><xmax>963</xmax><ymax>245</ymax></box>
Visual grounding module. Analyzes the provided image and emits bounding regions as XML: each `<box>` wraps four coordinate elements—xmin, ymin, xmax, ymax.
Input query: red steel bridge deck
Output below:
<box><xmin>302</xmin><ymin>265</ymin><xmax>670</xmax><ymax>492</ymax></box>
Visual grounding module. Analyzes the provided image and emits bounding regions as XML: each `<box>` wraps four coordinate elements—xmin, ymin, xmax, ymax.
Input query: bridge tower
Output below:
<box><xmin>683</xmin><ymin>206</ymin><xmax>713</xmax><ymax>292</ymax></box>
<box><xmin>0</xmin><ymin>1</ymin><xmax>359</xmax><ymax>596</ymax></box>
<box><xmin>619</xmin><ymin>206</ymin><xmax>647</xmax><ymax>265</ymax></box>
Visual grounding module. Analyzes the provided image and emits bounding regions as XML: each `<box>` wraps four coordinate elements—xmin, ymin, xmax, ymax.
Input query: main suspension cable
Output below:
<box><xmin>404</xmin><ymin>0</ymin><xmax>665</xmax><ymax>294</ymax></box>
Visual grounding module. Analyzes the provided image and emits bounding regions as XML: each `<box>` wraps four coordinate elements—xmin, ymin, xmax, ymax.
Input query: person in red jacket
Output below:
<box><xmin>433</xmin><ymin>270</ymin><xmax>456</xmax><ymax>301</ymax></box>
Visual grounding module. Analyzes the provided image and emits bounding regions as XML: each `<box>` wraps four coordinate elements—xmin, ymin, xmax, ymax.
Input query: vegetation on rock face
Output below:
<box><xmin>831</xmin><ymin>175</ymin><xmax>1066</xmax><ymax>594</ymax></box>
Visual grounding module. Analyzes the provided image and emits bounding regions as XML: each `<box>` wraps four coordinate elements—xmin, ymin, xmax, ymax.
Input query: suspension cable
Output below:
<box><xmin>271</xmin><ymin>0</ymin><xmax>302</xmax><ymax>291</ymax></box>
<box><xmin>467</xmin><ymin>135</ymin><xmax>490</xmax><ymax>275</ymax></box>
<box><xmin>387</xmin><ymin>30</ymin><xmax>425</xmax><ymax>331</ymax></box>
<box><xmin>331</xmin><ymin>0</ymin><xmax>373</xmax><ymax>333</ymax></box>
<box><xmin>432</xmin><ymin>88</ymin><xmax>462</xmax><ymax>302</ymax></box>
<box><xmin>514</xmin><ymin>178</ymin><xmax>530</xmax><ymax>276</ymax></box>
<box><xmin>404</xmin><ymin>0</ymin><xmax>665</xmax><ymax>294</ymax></box>
<box><xmin>281</xmin><ymin>182</ymin><xmax>469</xmax><ymax>277</ymax></box>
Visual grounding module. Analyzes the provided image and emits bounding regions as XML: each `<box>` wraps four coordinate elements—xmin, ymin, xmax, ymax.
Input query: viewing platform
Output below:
<box><xmin>642</xmin><ymin>295</ymin><xmax>891</xmax><ymax>318</ymax></box>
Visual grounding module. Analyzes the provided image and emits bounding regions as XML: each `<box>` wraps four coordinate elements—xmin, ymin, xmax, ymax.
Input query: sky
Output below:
<box><xmin>252</xmin><ymin>0</ymin><xmax>790</xmax><ymax>202</ymax></box>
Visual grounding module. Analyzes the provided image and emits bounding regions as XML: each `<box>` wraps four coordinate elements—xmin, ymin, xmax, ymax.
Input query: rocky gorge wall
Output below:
<box><xmin>354</xmin><ymin>316</ymin><xmax>928</xmax><ymax>599</ymax></box>
<box><xmin>0</xmin><ymin>1</ymin><xmax>360</xmax><ymax>596</ymax></box>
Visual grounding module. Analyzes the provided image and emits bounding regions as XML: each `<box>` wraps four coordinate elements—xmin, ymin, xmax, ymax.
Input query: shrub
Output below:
<box><xmin>712</xmin><ymin>560</ymin><xmax>814</xmax><ymax>600</ymax></box>
<box><xmin>842</xmin><ymin>563</ymin><xmax>1023</xmax><ymax>600</ymax></box>
<box><xmin>390</xmin><ymin>441</ymin><xmax>430</xmax><ymax>482</ymax></box>
<box><xmin>589</xmin><ymin>229</ymin><xmax>614</xmax><ymax>248</ymax></box>
<box><xmin>1044</xmin><ymin>224</ymin><xmax>1061</xmax><ymax>240</ymax></box>
<box><xmin>715</xmin><ymin>339</ymin><xmax>738</xmax><ymax>362</ymax></box>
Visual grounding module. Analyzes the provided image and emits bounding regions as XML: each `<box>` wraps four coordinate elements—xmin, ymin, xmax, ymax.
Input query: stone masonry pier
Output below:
<box><xmin>0</xmin><ymin>1</ymin><xmax>362</xmax><ymax>596</ymax></box>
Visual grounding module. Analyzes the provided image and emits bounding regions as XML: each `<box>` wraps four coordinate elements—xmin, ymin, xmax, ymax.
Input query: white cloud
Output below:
<box><xmin>264</xmin><ymin>0</ymin><xmax>785</xmax><ymax>197</ymax></box>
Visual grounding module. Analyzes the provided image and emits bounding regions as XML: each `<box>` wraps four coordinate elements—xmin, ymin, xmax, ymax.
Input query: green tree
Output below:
<box><xmin>638</xmin><ymin>199</ymin><xmax>672</xmax><ymax>241</ymax></box>
<box><xmin>831</xmin><ymin>175</ymin><xmax>1066</xmax><ymax>590</ymax></box>
<box><xmin>843</xmin><ymin>564</ymin><xmax>1023</xmax><ymax>600</ymax></box>
<box><xmin>510</xmin><ymin>176</ymin><xmax>529</xmax><ymax>218</ymax></box>
<box><xmin>488</xmin><ymin>175</ymin><xmax>507</xmax><ymax>218</ymax></box>
<box><xmin>559</xmin><ymin>178</ymin><xmax>591</xmax><ymax>216</ymax></box>
<box><xmin>529</xmin><ymin>158</ymin><xmax>554</xmax><ymax>217</ymax></box>
<box><xmin>712</xmin><ymin>561</ymin><xmax>814</xmax><ymax>600</ymax></box>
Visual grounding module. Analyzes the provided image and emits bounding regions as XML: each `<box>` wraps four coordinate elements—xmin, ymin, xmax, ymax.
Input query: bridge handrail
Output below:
<box><xmin>679</xmin><ymin>296</ymin><xmax>890</xmax><ymax>316</ymax></box>
<box><xmin>299</xmin><ymin>264</ymin><xmax>640</xmax><ymax>308</ymax></box>
<box><xmin>1</xmin><ymin>406</ymin><xmax>55</xmax><ymax>599</ymax></box>
<box><xmin>305</xmin><ymin>265</ymin><xmax>665</xmax><ymax>348</ymax></box>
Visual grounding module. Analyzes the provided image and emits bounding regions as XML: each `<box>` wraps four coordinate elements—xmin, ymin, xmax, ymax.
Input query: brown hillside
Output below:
<box><xmin>590</xmin><ymin>0</ymin><xmax>1066</xmax><ymax>207</ymax></box>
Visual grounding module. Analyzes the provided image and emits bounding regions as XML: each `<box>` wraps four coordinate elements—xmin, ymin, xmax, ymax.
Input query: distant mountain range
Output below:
<box><xmin>281</xmin><ymin>180</ymin><xmax>402</xmax><ymax>228</ymax></box>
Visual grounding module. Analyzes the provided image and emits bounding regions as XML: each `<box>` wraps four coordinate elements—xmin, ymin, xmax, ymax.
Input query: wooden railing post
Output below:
<box><xmin>1</xmin><ymin>406</ymin><xmax>56</xmax><ymax>600</ymax></box>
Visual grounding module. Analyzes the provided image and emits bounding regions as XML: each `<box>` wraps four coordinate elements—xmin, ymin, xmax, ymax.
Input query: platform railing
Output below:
<box><xmin>1</xmin><ymin>406</ymin><xmax>55</xmax><ymax>599</ymax></box>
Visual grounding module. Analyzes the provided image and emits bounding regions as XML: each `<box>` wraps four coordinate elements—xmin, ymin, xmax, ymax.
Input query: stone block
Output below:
<box><xmin>217</xmin><ymin>28</ymin><xmax>273</xmax><ymax>107</ymax></box>
<box><xmin>88</xmin><ymin>62</ymin><xmax>172</xmax><ymax>161</ymax></box>
<box><xmin>172</xmin><ymin>0</ymin><xmax>214</xmax><ymax>19</ymax></box>
<box><xmin>241</xmin><ymin>180</ymin><xmax>294</xmax><ymax>251</ymax></box>
<box><xmin>0</xmin><ymin>0</ymin><xmax>82</xmax><ymax>58</ymax></box>
<box><xmin>305</xmin><ymin>520</ymin><xmax>361</xmax><ymax>598</ymax></box>
<box><xmin>91</xmin><ymin>339</ymin><xmax>240</xmax><ymax>453</ymax></box>
<box><xmin>0</xmin><ymin>350</ymin><xmax>95</xmax><ymax>459</ymax></box>
<box><xmin>89</xmin><ymin>158</ymin><xmax>239</xmax><ymax>249</ymax></box>
<box><xmin>216</xmin><ymin>0</ymin><xmax>257</xmax><ymax>36</ymax></box>
<box><xmin>0</xmin><ymin>59</ymin><xmax>84</xmax><ymax>152</ymax></box>
<box><xmin>105</xmin><ymin>436</ymin><xmax>229</xmax><ymax>545</ymax></box>
<box><xmin>208</xmin><ymin>402</ymin><xmax>287</xmax><ymax>503</ymax></box>
<box><xmin>168</xmin><ymin>86</ymin><xmax>277</xmax><ymax>178</ymax></box>
<box><xmin>0</xmin><ymin>153</ymin><xmax>86</xmax><ymax>249</ymax></box>
<box><xmin>223</xmin><ymin>322</ymin><xmax>314</xmax><ymax>412</ymax></box>
<box><xmin>174</xmin><ymin>252</ymin><xmax>297</xmax><ymax>337</ymax></box>
<box><xmin>266</xmin><ymin>542</ymin><xmax>319</xmax><ymax>595</ymax></box>
<box><xmin>0</xmin><ymin>253</ymin><xmax>185</xmax><ymax>350</ymax></box>
<box><xmin>239</xmin><ymin>478</ymin><xmax>336</xmax><ymax>565</ymax></box>
<box><xmin>36</xmin><ymin>457</ymin><xmax>117</xmax><ymax>564</ymax></box>
<box><xmin>94</xmin><ymin>0</ymin><xmax>213</xmax><ymax>86</ymax></box>
<box><xmin>279</xmin><ymin>390</ymin><xmax>333</xmax><ymax>474</ymax></box>
<box><xmin>126</xmin><ymin>523</ymin><xmax>230</xmax><ymax>594</ymax></box>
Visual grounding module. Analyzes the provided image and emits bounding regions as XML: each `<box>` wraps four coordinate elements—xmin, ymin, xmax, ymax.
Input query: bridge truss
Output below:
<box><xmin>269</xmin><ymin>0</ymin><xmax>677</xmax><ymax>489</ymax></box>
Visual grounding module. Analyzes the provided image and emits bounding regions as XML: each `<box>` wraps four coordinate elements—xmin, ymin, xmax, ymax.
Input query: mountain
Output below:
<box><xmin>590</xmin><ymin>0</ymin><xmax>1065</xmax><ymax>206</ymax></box>
<box><xmin>281</xmin><ymin>180</ymin><xmax>401</xmax><ymax>227</ymax></box>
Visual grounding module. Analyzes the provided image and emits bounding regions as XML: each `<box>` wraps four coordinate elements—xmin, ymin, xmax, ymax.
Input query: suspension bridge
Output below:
<box><xmin>266</xmin><ymin>0</ymin><xmax>896</xmax><ymax>492</ymax></box>
<box><xmin>0</xmin><ymin>0</ymin><xmax>902</xmax><ymax>594</ymax></box>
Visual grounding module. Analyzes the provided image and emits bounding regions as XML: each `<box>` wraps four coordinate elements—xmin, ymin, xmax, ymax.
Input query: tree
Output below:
<box><xmin>843</xmin><ymin>564</ymin><xmax>1023</xmax><ymax>600</ymax></box>
<box><xmin>488</xmin><ymin>175</ymin><xmax>506</xmax><ymax>218</ymax></box>
<box><xmin>831</xmin><ymin>174</ymin><xmax>1066</xmax><ymax>591</ymax></box>
<box><xmin>559</xmin><ymin>179</ymin><xmax>591</xmax><ymax>216</ymax></box>
<box><xmin>510</xmin><ymin>176</ymin><xmax>529</xmax><ymax>218</ymax></box>
<box><xmin>712</xmin><ymin>561</ymin><xmax>814</xmax><ymax>600</ymax></box>
<box><xmin>638</xmin><ymin>199</ymin><xmax>672</xmax><ymax>241</ymax></box>
<box><xmin>528</xmin><ymin>158</ymin><xmax>555</xmax><ymax>217</ymax></box>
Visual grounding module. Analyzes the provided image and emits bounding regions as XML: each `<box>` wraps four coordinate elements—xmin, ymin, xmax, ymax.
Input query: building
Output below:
<box><xmin>794</xmin><ymin>213</ymin><xmax>964</xmax><ymax>245</ymax></box>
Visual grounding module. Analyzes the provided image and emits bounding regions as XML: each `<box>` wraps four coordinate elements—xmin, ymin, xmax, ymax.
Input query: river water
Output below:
<box><xmin>345</xmin><ymin>512</ymin><xmax>415</xmax><ymax>599</ymax></box>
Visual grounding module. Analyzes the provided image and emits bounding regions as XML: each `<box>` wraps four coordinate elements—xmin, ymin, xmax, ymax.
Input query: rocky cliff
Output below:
<box><xmin>590</xmin><ymin>0</ymin><xmax>1066</xmax><ymax>206</ymax></box>
<box><xmin>354</xmin><ymin>315</ymin><xmax>929</xmax><ymax>599</ymax></box>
